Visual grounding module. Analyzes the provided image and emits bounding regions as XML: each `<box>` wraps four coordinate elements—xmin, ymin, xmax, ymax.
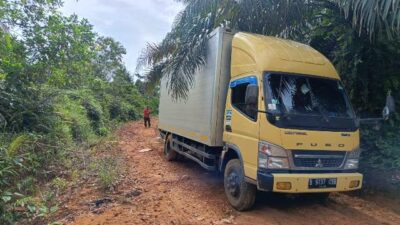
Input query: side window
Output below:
<box><xmin>230</xmin><ymin>77</ymin><xmax>258</xmax><ymax>120</ymax></box>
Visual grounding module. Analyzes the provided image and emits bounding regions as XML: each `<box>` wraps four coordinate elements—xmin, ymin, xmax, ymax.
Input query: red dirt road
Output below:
<box><xmin>58</xmin><ymin>120</ymin><xmax>400</xmax><ymax>225</ymax></box>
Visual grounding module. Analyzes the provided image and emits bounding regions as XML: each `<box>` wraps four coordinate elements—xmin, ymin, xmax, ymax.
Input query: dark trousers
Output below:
<box><xmin>144</xmin><ymin>117</ymin><xmax>151</xmax><ymax>127</ymax></box>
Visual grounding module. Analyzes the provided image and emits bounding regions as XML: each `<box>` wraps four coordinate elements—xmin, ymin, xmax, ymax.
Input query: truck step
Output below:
<box><xmin>172</xmin><ymin>139</ymin><xmax>216</xmax><ymax>171</ymax></box>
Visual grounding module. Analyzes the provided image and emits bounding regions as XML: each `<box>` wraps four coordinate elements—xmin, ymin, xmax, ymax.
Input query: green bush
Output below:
<box><xmin>0</xmin><ymin>134</ymin><xmax>40</xmax><ymax>223</ymax></box>
<box><xmin>97</xmin><ymin>127</ymin><xmax>109</xmax><ymax>137</ymax></box>
<box><xmin>83</xmin><ymin>99</ymin><xmax>102</xmax><ymax>124</ymax></box>
<box><xmin>109</xmin><ymin>101</ymin><xmax>138</xmax><ymax>122</ymax></box>
<box><xmin>360</xmin><ymin>115</ymin><xmax>400</xmax><ymax>193</ymax></box>
<box><xmin>109</xmin><ymin>101</ymin><xmax>122</xmax><ymax>120</ymax></box>
<box><xmin>81</xmin><ymin>95</ymin><xmax>109</xmax><ymax>135</ymax></box>
<box><xmin>55</xmin><ymin>93</ymin><xmax>96</xmax><ymax>143</ymax></box>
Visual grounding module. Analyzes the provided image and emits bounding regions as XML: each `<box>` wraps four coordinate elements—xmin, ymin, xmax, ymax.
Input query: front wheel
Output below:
<box><xmin>224</xmin><ymin>159</ymin><xmax>256</xmax><ymax>211</ymax></box>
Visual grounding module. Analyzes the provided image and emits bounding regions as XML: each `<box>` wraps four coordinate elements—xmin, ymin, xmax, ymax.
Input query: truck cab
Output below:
<box><xmin>221</xmin><ymin>33</ymin><xmax>362</xmax><ymax>210</ymax></box>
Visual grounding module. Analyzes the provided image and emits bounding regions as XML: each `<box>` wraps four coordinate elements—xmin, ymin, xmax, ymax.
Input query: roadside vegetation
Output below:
<box><xmin>0</xmin><ymin>1</ymin><xmax>157</xmax><ymax>224</ymax></box>
<box><xmin>138</xmin><ymin>0</ymin><xmax>400</xmax><ymax>194</ymax></box>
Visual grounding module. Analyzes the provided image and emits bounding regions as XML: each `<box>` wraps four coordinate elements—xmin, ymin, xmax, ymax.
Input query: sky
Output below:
<box><xmin>60</xmin><ymin>0</ymin><xmax>183</xmax><ymax>74</ymax></box>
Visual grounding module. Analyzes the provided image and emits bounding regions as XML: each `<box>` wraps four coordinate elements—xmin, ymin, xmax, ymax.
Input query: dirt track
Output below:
<box><xmin>58</xmin><ymin>120</ymin><xmax>400</xmax><ymax>225</ymax></box>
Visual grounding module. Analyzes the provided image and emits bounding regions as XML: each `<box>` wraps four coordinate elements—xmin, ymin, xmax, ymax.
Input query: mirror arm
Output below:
<box><xmin>358</xmin><ymin>117</ymin><xmax>386</xmax><ymax>126</ymax></box>
<box><xmin>359</xmin><ymin>118</ymin><xmax>384</xmax><ymax>124</ymax></box>
<box><xmin>258</xmin><ymin>110</ymin><xmax>282</xmax><ymax>117</ymax></box>
<box><xmin>359</xmin><ymin>118</ymin><xmax>384</xmax><ymax>122</ymax></box>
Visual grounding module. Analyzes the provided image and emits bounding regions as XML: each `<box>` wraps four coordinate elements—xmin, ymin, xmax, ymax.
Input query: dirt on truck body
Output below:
<box><xmin>55</xmin><ymin>120</ymin><xmax>400</xmax><ymax>225</ymax></box>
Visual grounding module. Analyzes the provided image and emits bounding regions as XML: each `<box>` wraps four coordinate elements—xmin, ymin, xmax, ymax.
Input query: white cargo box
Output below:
<box><xmin>158</xmin><ymin>28</ymin><xmax>233</xmax><ymax>147</ymax></box>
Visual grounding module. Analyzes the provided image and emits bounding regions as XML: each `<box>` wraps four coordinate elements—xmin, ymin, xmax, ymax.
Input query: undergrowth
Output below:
<box><xmin>0</xmin><ymin>88</ymin><xmax>147</xmax><ymax>224</ymax></box>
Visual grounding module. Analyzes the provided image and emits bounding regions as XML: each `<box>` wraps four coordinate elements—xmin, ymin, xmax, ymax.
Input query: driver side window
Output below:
<box><xmin>230</xmin><ymin>77</ymin><xmax>258</xmax><ymax>120</ymax></box>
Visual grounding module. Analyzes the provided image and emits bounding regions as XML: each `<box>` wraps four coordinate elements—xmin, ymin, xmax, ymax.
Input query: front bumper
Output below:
<box><xmin>257</xmin><ymin>171</ymin><xmax>363</xmax><ymax>193</ymax></box>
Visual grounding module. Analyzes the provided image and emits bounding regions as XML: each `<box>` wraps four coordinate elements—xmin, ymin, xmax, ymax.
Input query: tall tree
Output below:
<box><xmin>93</xmin><ymin>37</ymin><xmax>127</xmax><ymax>81</ymax></box>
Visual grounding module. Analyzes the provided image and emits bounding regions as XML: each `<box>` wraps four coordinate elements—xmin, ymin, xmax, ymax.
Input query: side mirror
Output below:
<box><xmin>383</xmin><ymin>91</ymin><xmax>396</xmax><ymax>120</ymax></box>
<box><xmin>245</xmin><ymin>84</ymin><xmax>258</xmax><ymax>105</ymax></box>
<box><xmin>382</xmin><ymin>106</ymin><xmax>390</xmax><ymax>120</ymax></box>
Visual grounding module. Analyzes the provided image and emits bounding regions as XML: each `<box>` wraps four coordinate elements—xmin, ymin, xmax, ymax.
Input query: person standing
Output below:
<box><xmin>143</xmin><ymin>106</ymin><xmax>151</xmax><ymax>128</ymax></box>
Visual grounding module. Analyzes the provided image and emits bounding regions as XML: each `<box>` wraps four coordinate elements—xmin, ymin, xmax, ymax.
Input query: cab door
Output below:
<box><xmin>223</xmin><ymin>76</ymin><xmax>260</xmax><ymax>180</ymax></box>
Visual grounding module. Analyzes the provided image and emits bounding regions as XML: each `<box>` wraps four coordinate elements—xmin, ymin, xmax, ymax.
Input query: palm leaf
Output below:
<box><xmin>333</xmin><ymin>0</ymin><xmax>400</xmax><ymax>39</ymax></box>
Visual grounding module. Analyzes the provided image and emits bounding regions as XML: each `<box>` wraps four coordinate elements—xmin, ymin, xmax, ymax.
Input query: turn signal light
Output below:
<box><xmin>349</xmin><ymin>180</ymin><xmax>360</xmax><ymax>188</ymax></box>
<box><xmin>276</xmin><ymin>182</ymin><xmax>292</xmax><ymax>190</ymax></box>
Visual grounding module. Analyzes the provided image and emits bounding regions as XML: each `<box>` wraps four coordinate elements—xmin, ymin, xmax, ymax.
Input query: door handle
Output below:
<box><xmin>225</xmin><ymin>125</ymin><xmax>232</xmax><ymax>132</ymax></box>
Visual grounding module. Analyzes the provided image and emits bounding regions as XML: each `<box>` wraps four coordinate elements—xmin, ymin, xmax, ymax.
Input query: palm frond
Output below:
<box><xmin>136</xmin><ymin>33</ymin><xmax>177</xmax><ymax>71</ymax></box>
<box><xmin>333</xmin><ymin>0</ymin><xmax>400</xmax><ymax>39</ymax></box>
<box><xmin>142</xmin><ymin>62</ymin><xmax>166</xmax><ymax>93</ymax></box>
<box><xmin>138</xmin><ymin>0</ymin><xmax>225</xmax><ymax>99</ymax></box>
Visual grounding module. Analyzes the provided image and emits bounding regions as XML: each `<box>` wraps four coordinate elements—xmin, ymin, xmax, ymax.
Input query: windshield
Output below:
<box><xmin>264</xmin><ymin>73</ymin><xmax>357</xmax><ymax>131</ymax></box>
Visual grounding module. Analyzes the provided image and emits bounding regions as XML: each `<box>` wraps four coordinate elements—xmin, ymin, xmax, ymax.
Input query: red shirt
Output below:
<box><xmin>143</xmin><ymin>108</ymin><xmax>151</xmax><ymax>118</ymax></box>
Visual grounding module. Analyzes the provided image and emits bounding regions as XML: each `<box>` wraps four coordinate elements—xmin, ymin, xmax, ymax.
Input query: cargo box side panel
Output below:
<box><xmin>158</xmin><ymin>31</ymin><xmax>221</xmax><ymax>146</ymax></box>
<box><xmin>211</xmin><ymin>31</ymin><xmax>234</xmax><ymax>146</ymax></box>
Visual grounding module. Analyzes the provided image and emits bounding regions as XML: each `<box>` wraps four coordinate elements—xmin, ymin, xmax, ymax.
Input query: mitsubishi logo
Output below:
<box><xmin>315</xmin><ymin>159</ymin><xmax>324</xmax><ymax>168</ymax></box>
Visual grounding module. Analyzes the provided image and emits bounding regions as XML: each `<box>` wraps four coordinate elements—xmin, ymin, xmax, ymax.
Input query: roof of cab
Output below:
<box><xmin>231</xmin><ymin>32</ymin><xmax>340</xmax><ymax>79</ymax></box>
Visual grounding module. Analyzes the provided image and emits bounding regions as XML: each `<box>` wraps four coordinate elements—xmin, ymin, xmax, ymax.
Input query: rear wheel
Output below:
<box><xmin>164</xmin><ymin>135</ymin><xmax>178</xmax><ymax>161</ymax></box>
<box><xmin>224</xmin><ymin>159</ymin><xmax>256</xmax><ymax>211</ymax></box>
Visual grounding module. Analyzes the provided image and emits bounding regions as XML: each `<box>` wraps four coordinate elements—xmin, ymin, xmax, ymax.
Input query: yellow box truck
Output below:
<box><xmin>158</xmin><ymin>27</ymin><xmax>367</xmax><ymax>211</ymax></box>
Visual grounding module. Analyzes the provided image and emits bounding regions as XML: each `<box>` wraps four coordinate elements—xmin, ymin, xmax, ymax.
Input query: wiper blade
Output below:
<box><xmin>316</xmin><ymin>104</ymin><xmax>330</xmax><ymax>123</ymax></box>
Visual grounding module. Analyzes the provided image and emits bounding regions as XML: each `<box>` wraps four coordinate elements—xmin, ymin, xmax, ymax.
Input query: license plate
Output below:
<box><xmin>308</xmin><ymin>178</ymin><xmax>337</xmax><ymax>189</ymax></box>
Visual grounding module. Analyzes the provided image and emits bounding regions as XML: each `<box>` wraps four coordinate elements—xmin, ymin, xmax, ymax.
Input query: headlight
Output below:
<box><xmin>344</xmin><ymin>148</ymin><xmax>362</xmax><ymax>169</ymax></box>
<box><xmin>344</xmin><ymin>159</ymin><xmax>359</xmax><ymax>169</ymax></box>
<box><xmin>258</xmin><ymin>141</ymin><xmax>289</xmax><ymax>169</ymax></box>
<box><xmin>267</xmin><ymin>157</ymin><xmax>289</xmax><ymax>169</ymax></box>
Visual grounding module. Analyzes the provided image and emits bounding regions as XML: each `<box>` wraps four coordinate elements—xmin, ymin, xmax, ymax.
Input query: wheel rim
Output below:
<box><xmin>226</xmin><ymin>170</ymin><xmax>240</xmax><ymax>198</ymax></box>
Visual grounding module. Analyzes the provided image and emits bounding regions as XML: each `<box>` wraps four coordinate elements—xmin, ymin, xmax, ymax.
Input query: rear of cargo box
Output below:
<box><xmin>158</xmin><ymin>28</ymin><xmax>233</xmax><ymax>147</ymax></box>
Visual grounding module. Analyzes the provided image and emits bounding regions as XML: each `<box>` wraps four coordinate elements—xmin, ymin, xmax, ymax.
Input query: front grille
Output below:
<box><xmin>291</xmin><ymin>150</ymin><xmax>346</xmax><ymax>168</ymax></box>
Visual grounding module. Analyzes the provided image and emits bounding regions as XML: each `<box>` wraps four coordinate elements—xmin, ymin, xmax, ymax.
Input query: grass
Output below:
<box><xmin>96</xmin><ymin>156</ymin><xmax>122</xmax><ymax>191</ymax></box>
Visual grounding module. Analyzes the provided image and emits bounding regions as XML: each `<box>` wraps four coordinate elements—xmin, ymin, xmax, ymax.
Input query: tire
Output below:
<box><xmin>224</xmin><ymin>159</ymin><xmax>256</xmax><ymax>211</ymax></box>
<box><xmin>164</xmin><ymin>134</ymin><xmax>178</xmax><ymax>161</ymax></box>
